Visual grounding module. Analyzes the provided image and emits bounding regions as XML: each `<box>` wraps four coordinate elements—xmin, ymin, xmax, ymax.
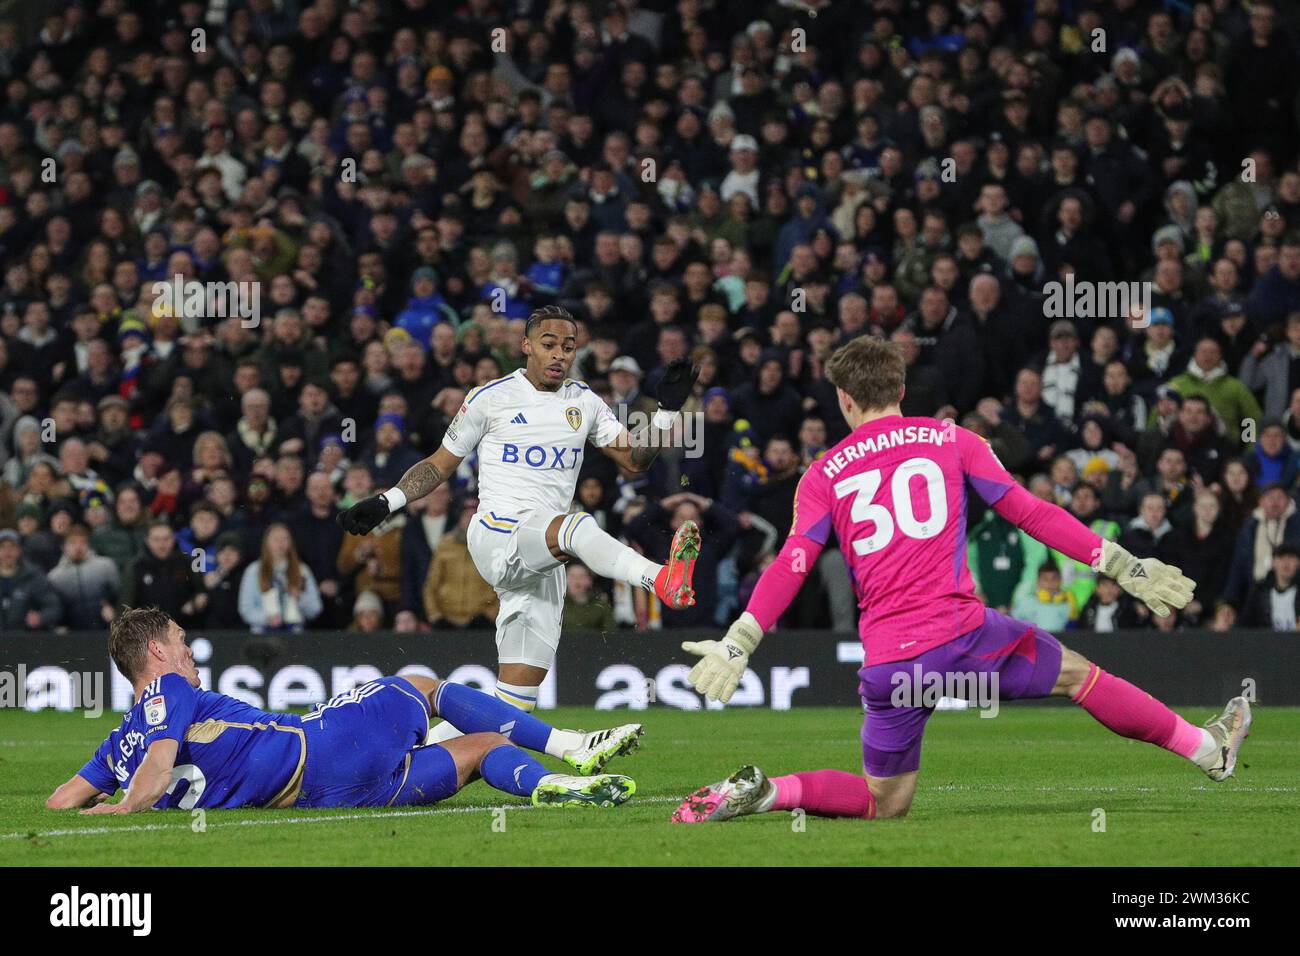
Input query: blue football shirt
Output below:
<box><xmin>78</xmin><ymin>673</ymin><xmax>305</xmax><ymax>809</ymax></box>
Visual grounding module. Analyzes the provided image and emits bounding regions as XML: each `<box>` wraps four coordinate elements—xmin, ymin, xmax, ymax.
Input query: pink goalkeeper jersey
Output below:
<box><xmin>766</xmin><ymin>415</ymin><xmax>1100</xmax><ymax>666</ymax></box>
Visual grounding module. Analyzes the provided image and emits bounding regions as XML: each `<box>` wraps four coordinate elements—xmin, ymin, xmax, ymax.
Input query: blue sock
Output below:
<box><xmin>479</xmin><ymin>744</ymin><xmax>550</xmax><ymax>797</ymax></box>
<box><xmin>433</xmin><ymin>681</ymin><xmax>554</xmax><ymax>752</ymax></box>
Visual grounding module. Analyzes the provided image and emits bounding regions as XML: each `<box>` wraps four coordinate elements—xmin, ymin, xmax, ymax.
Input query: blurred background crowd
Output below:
<box><xmin>2</xmin><ymin>0</ymin><xmax>1300</xmax><ymax>636</ymax></box>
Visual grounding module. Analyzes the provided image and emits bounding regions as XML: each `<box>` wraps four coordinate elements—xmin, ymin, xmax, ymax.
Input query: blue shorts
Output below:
<box><xmin>296</xmin><ymin>676</ymin><xmax>460</xmax><ymax>808</ymax></box>
<box><xmin>857</xmin><ymin>608</ymin><xmax>1064</xmax><ymax>778</ymax></box>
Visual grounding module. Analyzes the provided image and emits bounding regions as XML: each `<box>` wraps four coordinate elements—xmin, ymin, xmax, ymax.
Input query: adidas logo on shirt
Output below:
<box><xmin>510</xmin><ymin>413</ymin><xmax>528</xmax><ymax>424</ymax></box>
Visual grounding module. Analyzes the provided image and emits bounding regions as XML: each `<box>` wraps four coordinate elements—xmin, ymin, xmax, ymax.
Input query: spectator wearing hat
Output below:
<box><xmin>678</xmin><ymin>386</ymin><xmax>733</xmax><ymax>498</ymax></box>
<box><xmin>1127</xmin><ymin>306</ymin><xmax>1185</xmax><ymax>396</ymax></box>
<box><xmin>1037</xmin><ymin>319</ymin><xmax>1103</xmax><ymax>424</ymax></box>
<box><xmin>395</xmin><ymin>267</ymin><xmax>462</xmax><ymax>348</ymax></box>
<box><xmin>3</xmin><ymin>416</ymin><xmax>58</xmax><ymax>489</ymax></box>
<box><xmin>48</xmin><ymin>524</ymin><xmax>119</xmax><ymax>630</ymax></box>
<box><xmin>1240</xmin><ymin>310</ymin><xmax>1300</xmax><ymax>420</ymax></box>
<box><xmin>10</xmin><ymin>502</ymin><xmax>45</xmax><ymax>546</ymax></box>
<box><xmin>86</xmin><ymin>396</ymin><xmax>138</xmax><ymax>487</ymax></box>
<box><xmin>349</xmin><ymin>589</ymin><xmax>387</xmax><ymax>633</ymax></box>
<box><xmin>0</xmin><ymin>528</ymin><xmax>61</xmax><ymax>630</ymax></box>
<box><xmin>607</xmin><ymin>355</ymin><xmax>656</xmax><ymax>422</ymax></box>
<box><xmin>720</xmin><ymin>134</ymin><xmax>761</xmax><ymax>207</ymax></box>
<box><xmin>362</xmin><ymin>412</ymin><xmax>424</xmax><ymax>490</ymax></box>
<box><xmin>1207</xmin><ymin>298</ymin><xmax>1256</xmax><ymax>376</ymax></box>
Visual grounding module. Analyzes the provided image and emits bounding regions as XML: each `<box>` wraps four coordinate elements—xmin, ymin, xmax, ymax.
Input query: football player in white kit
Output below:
<box><xmin>338</xmin><ymin>306</ymin><xmax>702</xmax><ymax>779</ymax></box>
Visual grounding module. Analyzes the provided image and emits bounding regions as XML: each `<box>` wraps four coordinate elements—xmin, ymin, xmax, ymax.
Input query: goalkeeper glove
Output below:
<box><xmin>681</xmin><ymin>611</ymin><xmax>763</xmax><ymax>704</ymax></box>
<box><xmin>1094</xmin><ymin>539</ymin><xmax>1196</xmax><ymax>617</ymax></box>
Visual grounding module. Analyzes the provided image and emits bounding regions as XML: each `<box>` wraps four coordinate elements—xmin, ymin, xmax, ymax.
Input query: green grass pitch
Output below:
<box><xmin>1</xmin><ymin>704</ymin><xmax>1295</xmax><ymax>866</ymax></box>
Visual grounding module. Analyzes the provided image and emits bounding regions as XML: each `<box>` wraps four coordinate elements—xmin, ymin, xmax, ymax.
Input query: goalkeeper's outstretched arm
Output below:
<box><xmin>960</xmin><ymin>427</ymin><xmax>1195</xmax><ymax>617</ymax></box>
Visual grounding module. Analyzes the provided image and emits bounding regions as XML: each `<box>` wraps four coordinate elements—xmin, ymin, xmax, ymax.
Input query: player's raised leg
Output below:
<box><xmin>405</xmin><ymin>675</ymin><xmax>642</xmax><ymax>776</ymax></box>
<box><xmin>1055</xmin><ymin>645</ymin><xmax>1252</xmax><ymax>781</ymax></box>
<box><xmin>390</xmin><ymin>731</ymin><xmax>634</xmax><ymax>809</ymax></box>
<box><xmin>548</xmin><ymin>511</ymin><xmax>700</xmax><ymax>609</ymax></box>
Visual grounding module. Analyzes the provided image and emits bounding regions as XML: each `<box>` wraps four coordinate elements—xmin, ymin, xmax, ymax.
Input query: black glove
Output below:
<box><xmin>654</xmin><ymin>358</ymin><xmax>700</xmax><ymax>412</ymax></box>
<box><xmin>338</xmin><ymin>495</ymin><xmax>391</xmax><ymax>536</ymax></box>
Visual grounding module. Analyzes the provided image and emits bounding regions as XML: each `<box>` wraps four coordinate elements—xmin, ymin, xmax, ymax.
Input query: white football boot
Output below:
<box><xmin>1195</xmin><ymin>696</ymin><xmax>1252</xmax><ymax>782</ymax></box>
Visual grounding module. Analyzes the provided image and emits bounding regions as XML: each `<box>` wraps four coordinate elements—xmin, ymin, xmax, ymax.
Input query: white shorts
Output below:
<box><xmin>466</xmin><ymin>509</ymin><xmax>567</xmax><ymax>671</ymax></box>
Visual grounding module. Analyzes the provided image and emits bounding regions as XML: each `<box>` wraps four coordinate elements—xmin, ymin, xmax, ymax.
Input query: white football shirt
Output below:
<box><xmin>441</xmin><ymin>369</ymin><xmax>625</xmax><ymax>516</ymax></box>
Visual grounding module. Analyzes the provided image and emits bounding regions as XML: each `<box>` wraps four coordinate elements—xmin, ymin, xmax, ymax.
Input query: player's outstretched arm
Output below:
<box><xmin>81</xmin><ymin>739</ymin><xmax>179</xmax><ymax>814</ymax></box>
<box><xmin>960</xmin><ymin>428</ymin><xmax>1195</xmax><ymax>616</ymax></box>
<box><xmin>46</xmin><ymin>774</ymin><xmax>108</xmax><ymax>810</ymax></box>
<box><xmin>338</xmin><ymin>446</ymin><xmax>463</xmax><ymax>536</ymax></box>
<box><xmin>599</xmin><ymin>358</ymin><xmax>698</xmax><ymax>473</ymax></box>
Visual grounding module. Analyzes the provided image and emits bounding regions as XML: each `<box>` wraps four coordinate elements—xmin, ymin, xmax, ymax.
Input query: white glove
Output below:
<box><xmin>1094</xmin><ymin>539</ymin><xmax>1196</xmax><ymax>617</ymax></box>
<box><xmin>681</xmin><ymin>612</ymin><xmax>763</xmax><ymax>704</ymax></box>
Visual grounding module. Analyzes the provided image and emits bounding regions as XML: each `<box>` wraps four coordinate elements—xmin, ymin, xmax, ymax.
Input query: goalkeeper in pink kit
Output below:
<box><xmin>672</xmin><ymin>337</ymin><xmax>1252</xmax><ymax>824</ymax></box>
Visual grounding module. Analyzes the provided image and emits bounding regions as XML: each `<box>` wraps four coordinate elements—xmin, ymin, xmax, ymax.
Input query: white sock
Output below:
<box><xmin>1191</xmin><ymin>728</ymin><xmax>1218</xmax><ymax>763</ymax></box>
<box><xmin>424</xmin><ymin>720</ymin><xmax>463</xmax><ymax>746</ymax></box>
<box><xmin>495</xmin><ymin>681</ymin><xmax>539</xmax><ymax>711</ymax></box>
<box><xmin>545</xmin><ymin>727</ymin><xmax>585</xmax><ymax>760</ymax></box>
<box><xmin>560</xmin><ymin>512</ymin><xmax>660</xmax><ymax>591</ymax></box>
<box><xmin>495</xmin><ymin>681</ymin><xmax>579</xmax><ymax>758</ymax></box>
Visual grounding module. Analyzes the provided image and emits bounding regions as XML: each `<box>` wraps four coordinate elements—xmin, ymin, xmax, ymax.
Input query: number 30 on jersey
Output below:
<box><xmin>833</xmin><ymin>457</ymin><xmax>948</xmax><ymax>555</ymax></box>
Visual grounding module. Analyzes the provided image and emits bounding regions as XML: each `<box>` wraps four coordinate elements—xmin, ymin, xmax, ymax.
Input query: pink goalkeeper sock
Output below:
<box><xmin>771</xmin><ymin>770</ymin><xmax>875</xmax><ymax>819</ymax></box>
<box><xmin>1073</xmin><ymin>664</ymin><xmax>1203</xmax><ymax>758</ymax></box>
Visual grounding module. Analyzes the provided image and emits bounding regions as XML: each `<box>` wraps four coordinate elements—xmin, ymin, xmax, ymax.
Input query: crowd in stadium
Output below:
<box><xmin>0</xmin><ymin>0</ymin><xmax>1299</xmax><ymax>635</ymax></box>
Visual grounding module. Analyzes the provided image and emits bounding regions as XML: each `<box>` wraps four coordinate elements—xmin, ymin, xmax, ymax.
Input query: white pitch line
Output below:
<box><xmin>8</xmin><ymin>780</ymin><xmax>1296</xmax><ymax>843</ymax></box>
<box><xmin>2</xmin><ymin>796</ymin><xmax>683</xmax><ymax>841</ymax></box>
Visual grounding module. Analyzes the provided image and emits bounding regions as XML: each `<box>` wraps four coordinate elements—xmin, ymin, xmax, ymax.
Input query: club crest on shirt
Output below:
<box><xmin>566</xmin><ymin>406</ymin><xmax>582</xmax><ymax>431</ymax></box>
<box><xmin>144</xmin><ymin>695</ymin><xmax>166</xmax><ymax>726</ymax></box>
